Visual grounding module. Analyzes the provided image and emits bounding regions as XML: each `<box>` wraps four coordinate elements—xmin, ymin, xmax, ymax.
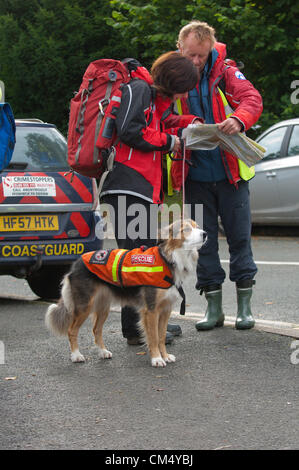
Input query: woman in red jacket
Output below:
<box><xmin>101</xmin><ymin>51</ymin><xmax>199</xmax><ymax>345</ymax></box>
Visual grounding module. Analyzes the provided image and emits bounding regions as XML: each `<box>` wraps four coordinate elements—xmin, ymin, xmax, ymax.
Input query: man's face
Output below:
<box><xmin>179</xmin><ymin>33</ymin><xmax>212</xmax><ymax>73</ymax></box>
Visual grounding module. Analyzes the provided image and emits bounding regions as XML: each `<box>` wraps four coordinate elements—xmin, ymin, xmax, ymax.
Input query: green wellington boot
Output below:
<box><xmin>235</xmin><ymin>280</ymin><xmax>255</xmax><ymax>330</ymax></box>
<box><xmin>195</xmin><ymin>284</ymin><xmax>225</xmax><ymax>331</ymax></box>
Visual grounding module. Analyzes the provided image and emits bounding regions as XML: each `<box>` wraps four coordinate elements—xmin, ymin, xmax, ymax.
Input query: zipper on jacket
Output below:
<box><xmin>198</xmin><ymin>82</ymin><xmax>205</xmax><ymax>120</ymax></box>
<box><xmin>153</xmin><ymin>119</ymin><xmax>159</xmax><ymax>161</ymax></box>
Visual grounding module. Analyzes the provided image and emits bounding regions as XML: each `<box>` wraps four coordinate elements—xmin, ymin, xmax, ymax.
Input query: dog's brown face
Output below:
<box><xmin>160</xmin><ymin>219</ymin><xmax>207</xmax><ymax>253</ymax></box>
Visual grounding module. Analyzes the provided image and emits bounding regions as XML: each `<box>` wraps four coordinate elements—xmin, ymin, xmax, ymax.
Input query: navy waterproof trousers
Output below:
<box><xmin>185</xmin><ymin>178</ymin><xmax>257</xmax><ymax>289</ymax></box>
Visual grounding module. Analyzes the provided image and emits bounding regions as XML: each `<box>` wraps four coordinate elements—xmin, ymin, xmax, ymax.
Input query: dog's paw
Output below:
<box><xmin>151</xmin><ymin>356</ymin><xmax>167</xmax><ymax>367</ymax></box>
<box><xmin>71</xmin><ymin>350</ymin><xmax>85</xmax><ymax>363</ymax></box>
<box><xmin>98</xmin><ymin>348</ymin><xmax>113</xmax><ymax>359</ymax></box>
<box><xmin>164</xmin><ymin>354</ymin><xmax>176</xmax><ymax>363</ymax></box>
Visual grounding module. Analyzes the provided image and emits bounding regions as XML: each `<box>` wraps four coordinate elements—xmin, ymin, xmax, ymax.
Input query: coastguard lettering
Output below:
<box><xmin>0</xmin><ymin>243</ymin><xmax>84</xmax><ymax>257</ymax></box>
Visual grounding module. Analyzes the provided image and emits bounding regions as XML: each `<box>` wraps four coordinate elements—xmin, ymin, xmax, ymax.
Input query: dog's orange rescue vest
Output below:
<box><xmin>81</xmin><ymin>246</ymin><xmax>174</xmax><ymax>289</ymax></box>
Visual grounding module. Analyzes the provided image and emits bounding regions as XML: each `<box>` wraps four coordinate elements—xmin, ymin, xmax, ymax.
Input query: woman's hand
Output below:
<box><xmin>172</xmin><ymin>135</ymin><xmax>181</xmax><ymax>153</ymax></box>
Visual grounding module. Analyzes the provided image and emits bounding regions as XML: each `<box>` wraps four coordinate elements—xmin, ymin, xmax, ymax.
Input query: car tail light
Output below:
<box><xmin>91</xmin><ymin>178</ymin><xmax>99</xmax><ymax>211</ymax></box>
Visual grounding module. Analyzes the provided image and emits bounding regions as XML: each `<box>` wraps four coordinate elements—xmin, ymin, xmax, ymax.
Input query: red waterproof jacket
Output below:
<box><xmin>100</xmin><ymin>75</ymin><xmax>196</xmax><ymax>204</ymax></box>
<box><xmin>170</xmin><ymin>42</ymin><xmax>263</xmax><ymax>189</ymax></box>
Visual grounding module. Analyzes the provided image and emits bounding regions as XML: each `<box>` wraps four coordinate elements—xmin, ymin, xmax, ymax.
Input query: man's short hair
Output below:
<box><xmin>177</xmin><ymin>21</ymin><xmax>216</xmax><ymax>50</ymax></box>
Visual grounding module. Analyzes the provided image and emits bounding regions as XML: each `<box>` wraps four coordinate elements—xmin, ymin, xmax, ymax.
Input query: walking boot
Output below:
<box><xmin>127</xmin><ymin>331</ymin><xmax>174</xmax><ymax>345</ymax></box>
<box><xmin>195</xmin><ymin>284</ymin><xmax>225</xmax><ymax>331</ymax></box>
<box><xmin>235</xmin><ymin>280</ymin><xmax>255</xmax><ymax>330</ymax></box>
<box><xmin>167</xmin><ymin>324</ymin><xmax>182</xmax><ymax>336</ymax></box>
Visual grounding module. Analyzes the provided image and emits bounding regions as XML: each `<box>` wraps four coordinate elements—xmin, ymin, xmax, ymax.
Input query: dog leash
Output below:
<box><xmin>168</xmin><ymin>137</ymin><xmax>195</xmax><ymax>222</ymax></box>
<box><xmin>165</xmin><ymin>139</ymin><xmax>194</xmax><ymax>315</ymax></box>
<box><xmin>181</xmin><ymin>137</ymin><xmax>186</xmax><ymax>222</ymax></box>
<box><xmin>177</xmin><ymin>285</ymin><xmax>186</xmax><ymax>315</ymax></box>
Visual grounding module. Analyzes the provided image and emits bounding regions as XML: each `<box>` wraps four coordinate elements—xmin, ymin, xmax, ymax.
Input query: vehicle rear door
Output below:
<box><xmin>275</xmin><ymin>124</ymin><xmax>299</xmax><ymax>223</ymax></box>
<box><xmin>250</xmin><ymin>125</ymin><xmax>288</xmax><ymax>223</ymax></box>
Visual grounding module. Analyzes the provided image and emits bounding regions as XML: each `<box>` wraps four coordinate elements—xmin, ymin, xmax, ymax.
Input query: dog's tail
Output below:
<box><xmin>45</xmin><ymin>275</ymin><xmax>73</xmax><ymax>336</ymax></box>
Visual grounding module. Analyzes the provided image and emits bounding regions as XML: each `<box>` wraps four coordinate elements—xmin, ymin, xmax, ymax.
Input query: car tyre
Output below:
<box><xmin>27</xmin><ymin>265</ymin><xmax>70</xmax><ymax>300</ymax></box>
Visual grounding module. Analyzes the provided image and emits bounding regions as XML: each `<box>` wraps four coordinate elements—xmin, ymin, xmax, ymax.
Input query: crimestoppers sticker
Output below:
<box><xmin>2</xmin><ymin>176</ymin><xmax>56</xmax><ymax>197</ymax></box>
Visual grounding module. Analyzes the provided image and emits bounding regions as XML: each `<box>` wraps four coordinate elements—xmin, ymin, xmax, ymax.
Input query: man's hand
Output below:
<box><xmin>218</xmin><ymin>117</ymin><xmax>242</xmax><ymax>135</ymax></box>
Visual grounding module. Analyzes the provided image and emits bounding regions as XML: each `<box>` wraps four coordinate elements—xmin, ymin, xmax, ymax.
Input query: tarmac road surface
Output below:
<box><xmin>0</xmin><ymin>233</ymin><xmax>299</xmax><ymax>451</ymax></box>
<box><xmin>0</xmin><ymin>297</ymin><xmax>299</xmax><ymax>451</ymax></box>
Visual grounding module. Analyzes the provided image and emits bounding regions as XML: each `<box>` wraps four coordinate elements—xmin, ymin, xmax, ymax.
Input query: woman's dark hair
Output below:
<box><xmin>151</xmin><ymin>51</ymin><xmax>199</xmax><ymax>98</ymax></box>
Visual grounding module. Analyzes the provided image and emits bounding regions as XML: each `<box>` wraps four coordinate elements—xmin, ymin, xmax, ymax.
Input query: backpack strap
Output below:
<box><xmin>94</xmin><ymin>71</ymin><xmax>118</xmax><ymax>165</ymax></box>
<box><xmin>96</xmin><ymin>146</ymin><xmax>117</xmax><ymax>198</ymax></box>
<box><xmin>145</xmin><ymin>85</ymin><xmax>156</xmax><ymax>126</ymax></box>
<box><xmin>218</xmin><ymin>64</ymin><xmax>230</xmax><ymax>94</ymax></box>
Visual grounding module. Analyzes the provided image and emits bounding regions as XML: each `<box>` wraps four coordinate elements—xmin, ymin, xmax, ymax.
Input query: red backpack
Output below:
<box><xmin>67</xmin><ymin>58</ymin><xmax>151</xmax><ymax>179</ymax></box>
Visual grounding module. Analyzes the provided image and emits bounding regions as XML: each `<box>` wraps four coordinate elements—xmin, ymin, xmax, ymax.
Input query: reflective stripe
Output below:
<box><xmin>166</xmin><ymin>153</ymin><xmax>173</xmax><ymax>196</ymax></box>
<box><xmin>111</xmin><ymin>95</ymin><xmax>121</xmax><ymax>103</ymax></box>
<box><xmin>76</xmin><ymin>82</ymin><xmax>93</xmax><ymax>164</ymax></box>
<box><xmin>122</xmin><ymin>266</ymin><xmax>164</xmax><ymax>273</ymax></box>
<box><xmin>112</xmin><ymin>249</ymin><xmax>127</xmax><ymax>282</ymax></box>
<box><xmin>218</xmin><ymin>87</ymin><xmax>234</xmax><ymax>117</ymax></box>
<box><xmin>176</xmin><ymin>99</ymin><xmax>183</xmax><ymax>115</ymax></box>
<box><xmin>218</xmin><ymin>86</ymin><xmax>255</xmax><ymax>181</ymax></box>
<box><xmin>121</xmin><ymin>84</ymin><xmax>132</xmax><ymax>131</ymax></box>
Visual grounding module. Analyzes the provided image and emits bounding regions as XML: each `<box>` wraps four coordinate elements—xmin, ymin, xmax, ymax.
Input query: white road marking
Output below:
<box><xmin>221</xmin><ymin>260</ymin><xmax>299</xmax><ymax>266</ymax></box>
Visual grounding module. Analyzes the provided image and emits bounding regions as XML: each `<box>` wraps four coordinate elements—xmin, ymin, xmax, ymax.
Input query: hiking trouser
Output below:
<box><xmin>185</xmin><ymin>178</ymin><xmax>257</xmax><ymax>288</ymax></box>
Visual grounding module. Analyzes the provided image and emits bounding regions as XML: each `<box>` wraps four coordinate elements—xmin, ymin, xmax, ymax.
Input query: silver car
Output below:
<box><xmin>250</xmin><ymin>118</ymin><xmax>299</xmax><ymax>225</ymax></box>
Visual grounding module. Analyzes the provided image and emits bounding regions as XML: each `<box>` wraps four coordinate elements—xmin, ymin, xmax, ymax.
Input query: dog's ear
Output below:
<box><xmin>159</xmin><ymin>219</ymin><xmax>188</xmax><ymax>242</ymax></box>
<box><xmin>159</xmin><ymin>222</ymin><xmax>176</xmax><ymax>242</ymax></box>
<box><xmin>168</xmin><ymin>219</ymin><xmax>184</xmax><ymax>240</ymax></box>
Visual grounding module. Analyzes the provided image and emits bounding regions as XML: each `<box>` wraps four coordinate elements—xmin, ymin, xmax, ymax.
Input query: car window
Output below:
<box><xmin>9</xmin><ymin>126</ymin><xmax>68</xmax><ymax>171</ymax></box>
<box><xmin>287</xmin><ymin>125</ymin><xmax>299</xmax><ymax>157</ymax></box>
<box><xmin>257</xmin><ymin>126</ymin><xmax>287</xmax><ymax>161</ymax></box>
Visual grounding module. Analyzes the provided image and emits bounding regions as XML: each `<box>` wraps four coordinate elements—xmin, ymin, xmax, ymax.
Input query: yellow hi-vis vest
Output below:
<box><xmin>217</xmin><ymin>87</ymin><xmax>255</xmax><ymax>181</ymax></box>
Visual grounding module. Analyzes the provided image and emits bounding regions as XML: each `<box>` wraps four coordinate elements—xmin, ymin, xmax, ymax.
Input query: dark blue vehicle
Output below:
<box><xmin>0</xmin><ymin>119</ymin><xmax>103</xmax><ymax>298</ymax></box>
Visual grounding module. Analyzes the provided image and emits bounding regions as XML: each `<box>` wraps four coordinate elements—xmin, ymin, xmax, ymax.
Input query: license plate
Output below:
<box><xmin>0</xmin><ymin>215</ymin><xmax>59</xmax><ymax>232</ymax></box>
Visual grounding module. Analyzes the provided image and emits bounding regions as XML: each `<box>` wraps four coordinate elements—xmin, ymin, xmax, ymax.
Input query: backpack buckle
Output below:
<box><xmin>98</xmin><ymin>98</ymin><xmax>109</xmax><ymax>116</ymax></box>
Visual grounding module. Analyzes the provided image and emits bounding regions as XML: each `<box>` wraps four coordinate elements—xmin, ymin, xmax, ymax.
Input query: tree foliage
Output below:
<box><xmin>0</xmin><ymin>0</ymin><xmax>298</xmax><ymax>135</ymax></box>
<box><xmin>107</xmin><ymin>0</ymin><xmax>299</xmax><ymax>133</ymax></box>
<box><xmin>0</xmin><ymin>0</ymin><xmax>128</xmax><ymax>132</ymax></box>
